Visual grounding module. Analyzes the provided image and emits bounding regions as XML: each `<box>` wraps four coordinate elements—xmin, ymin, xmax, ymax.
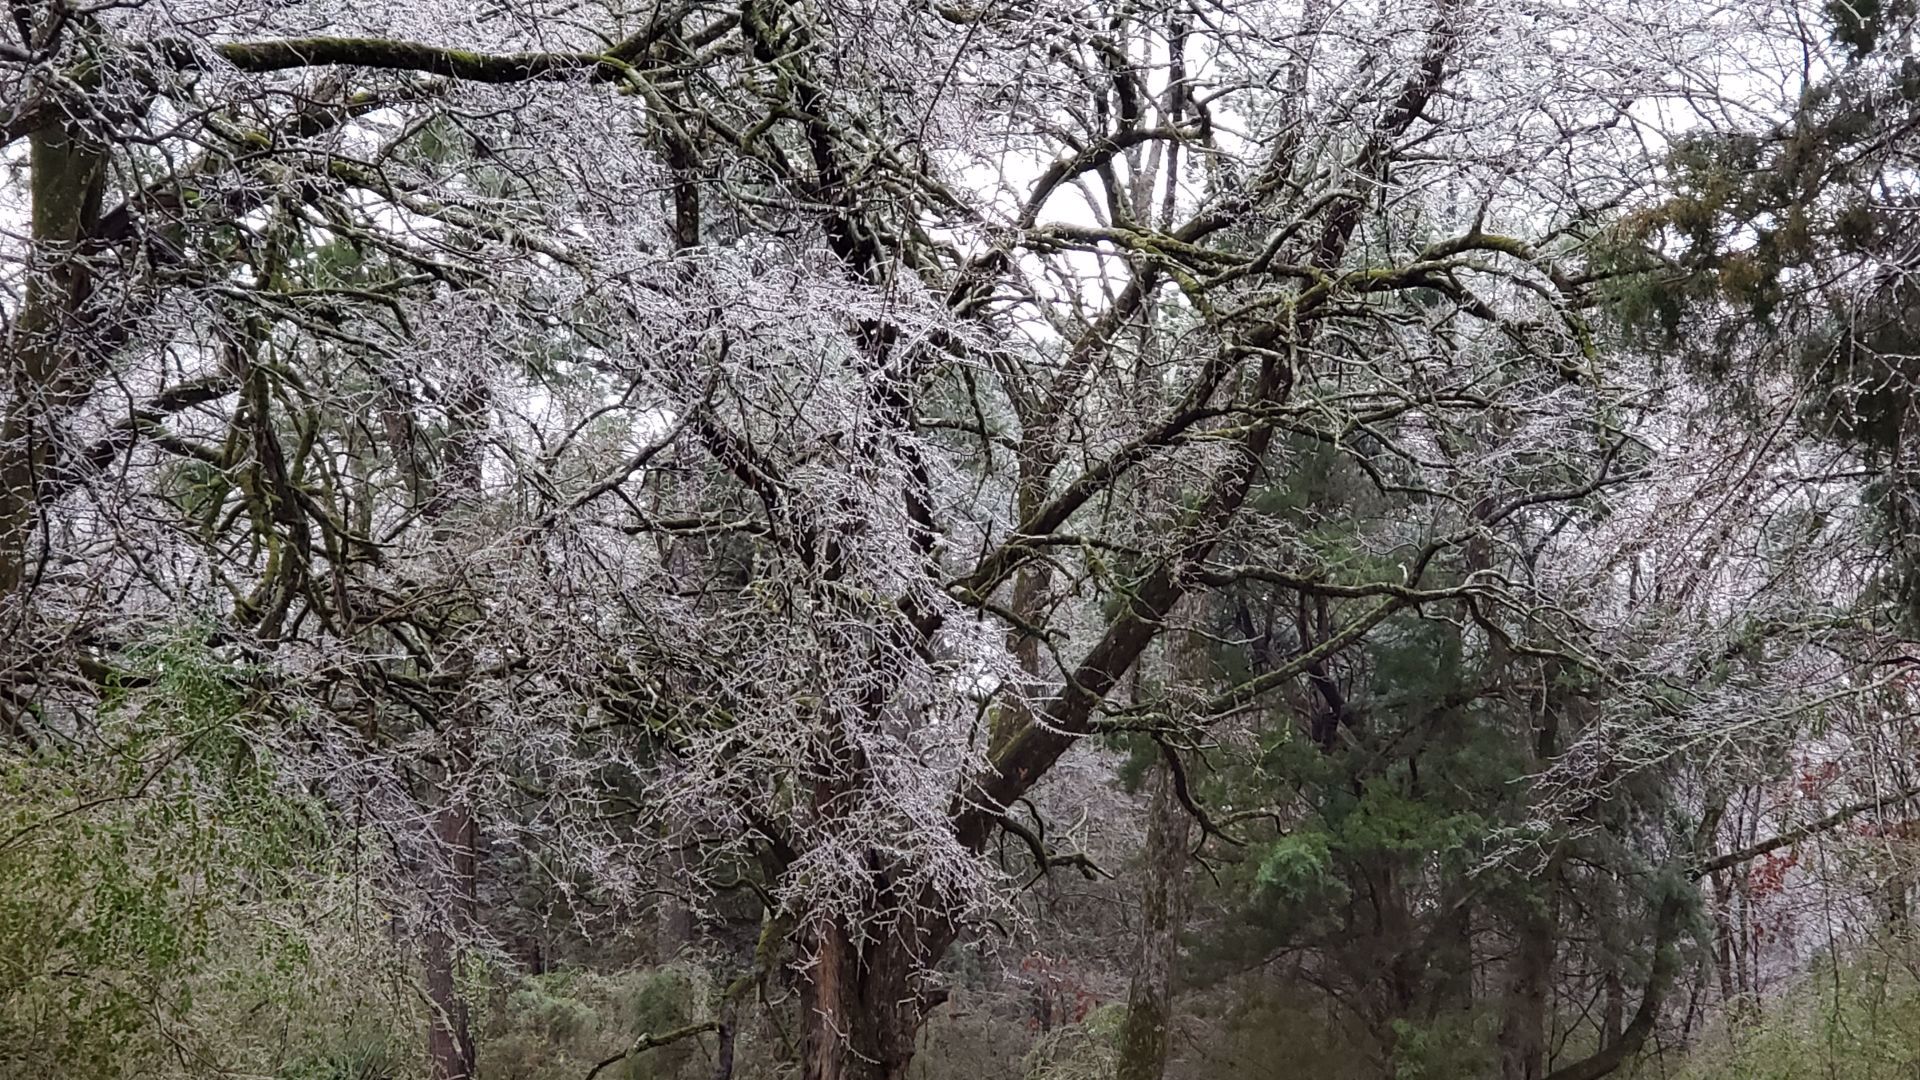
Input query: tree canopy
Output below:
<box><xmin>5</xmin><ymin>1</ymin><xmax>1920</xmax><ymax>1079</ymax></box>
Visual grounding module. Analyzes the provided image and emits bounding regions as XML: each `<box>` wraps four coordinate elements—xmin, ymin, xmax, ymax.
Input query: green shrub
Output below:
<box><xmin>0</xmin><ymin>626</ymin><xmax>411</xmax><ymax>1078</ymax></box>
<box><xmin>1676</xmin><ymin>942</ymin><xmax>1920</xmax><ymax>1080</ymax></box>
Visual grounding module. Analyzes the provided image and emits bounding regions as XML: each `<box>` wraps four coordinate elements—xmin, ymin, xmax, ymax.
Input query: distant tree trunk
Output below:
<box><xmin>425</xmin><ymin>803</ymin><xmax>478</xmax><ymax>1079</ymax></box>
<box><xmin>1501</xmin><ymin>687</ymin><xmax>1565</xmax><ymax>1080</ymax></box>
<box><xmin>1430</xmin><ymin>899</ymin><xmax>1475</xmax><ymax>1016</ymax></box>
<box><xmin>1116</xmin><ymin>755</ymin><xmax>1194</xmax><ymax>1080</ymax></box>
<box><xmin>656</xmin><ymin>523</ymin><xmax>709</xmax><ymax>965</ymax></box>
<box><xmin>1601</xmin><ymin>959</ymin><xmax>1624</xmax><ymax>1050</ymax></box>
<box><xmin>1885</xmin><ymin>871</ymin><xmax>1912</xmax><ymax>930</ymax></box>
<box><xmin>1880</xmin><ymin>787</ymin><xmax>1911</xmax><ymax>929</ymax></box>
<box><xmin>1733</xmin><ymin>856</ymin><xmax>1755</xmax><ymax>998</ymax></box>
<box><xmin>422</xmin><ymin>369</ymin><xmax>488</xmax><ymax>1080</ymax></box>
<box><xmin>1712</xmin><ymin>869</ymin><xmax>1736</xmax><ymax>1005</ymax></box>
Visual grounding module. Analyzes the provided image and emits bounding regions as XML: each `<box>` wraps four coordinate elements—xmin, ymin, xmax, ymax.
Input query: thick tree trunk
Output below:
<box><xmin>1498</xmin><ymin>895</ymin><xmax>1555</xmax><ymax>1080</ymax></box>
<box><xmin>798</xmin><ymin>921</ymin><xmax>925</xmax><ymax>1080</ymax></box>
<box><xmin>2</xmin><ymin>93</ymin><xmax>107</xmax><ymax>602</ymax></box>
<box><xmin>1116</xmin><ymin>756</ymin><xmax>1194</xmax><ymax>1080</ymax></box>
<box><xmin>424</xmin><ymin>929</ymin><xmax>474</xmax><ymax>1080</ymax></box>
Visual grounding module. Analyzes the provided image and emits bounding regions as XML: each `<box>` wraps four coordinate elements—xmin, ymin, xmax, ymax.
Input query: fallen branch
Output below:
<box><xmin>583</xmin><ymin>1021</ymin><xmax>721</xmax><ymax>1080</ymax></box>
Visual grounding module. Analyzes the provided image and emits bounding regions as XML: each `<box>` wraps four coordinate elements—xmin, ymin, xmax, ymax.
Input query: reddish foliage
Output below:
<box><xmin>1748</xmin><ymin>850</ymin><xmax>1798</xmax><ymax>898</ymax></box>
<box><xmin>1019</xmin><ymin>952</ymin><xmax>1101</xmax><ymax>1032</ymax></box>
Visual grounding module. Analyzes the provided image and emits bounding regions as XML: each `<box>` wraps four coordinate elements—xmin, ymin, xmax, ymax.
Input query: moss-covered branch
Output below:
<box><xmin>213</xmin><ymin>36</ymin><xmax>626</xmax><ymax>81</ymax></box>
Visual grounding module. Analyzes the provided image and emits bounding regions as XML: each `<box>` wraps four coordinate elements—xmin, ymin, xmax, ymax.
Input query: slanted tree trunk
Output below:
<box><xmin>1116</xmin><ymin>755</ymin><xmax>1195</xmax><ymax>1080</ymax></box>
<box><xmin>1541</xmin><ymin>890</ymin><xmax>1685</xmax><ymax>1080</ymax></box>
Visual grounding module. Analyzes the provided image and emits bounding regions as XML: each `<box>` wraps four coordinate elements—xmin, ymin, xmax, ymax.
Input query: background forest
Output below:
<box><xmin>6</xmin><ymin>0</ymin><xmax>1920</xmax><ymax>1078</ymax></box>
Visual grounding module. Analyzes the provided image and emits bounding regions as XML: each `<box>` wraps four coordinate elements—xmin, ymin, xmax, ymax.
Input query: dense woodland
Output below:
<box><xmin>6</xmin><ymin>0</ymin><xmax>1920</xmax><ymax>1077</ymax></box>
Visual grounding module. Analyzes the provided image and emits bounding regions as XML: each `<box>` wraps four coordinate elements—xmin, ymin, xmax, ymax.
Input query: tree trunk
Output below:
<box><xmin>422</xmin><ymin>369</ymin><xmax>487</xmax><ymax>1080</ymax></box>
<box><xmin>2</xmin><ymin>83</ymin><xmax>108</xmax><ymax>602</ymax></box>
<box><xmin>1116</xmin><ymin>756</ymin><xmax>1194</xmax><ymax>1080</ymax></box>
<box><xmin>1601</xmin><ymin>959</ymin><xmax>1624</xmax><ymax>1050</ymax></box>
<box><xmin>1429</xmin><ymin>898</ymin><xmax>1475</xmax><ymax>1016</ymax></box>
<box><xmin>798</xmin><ymin>920</ymin><xmax>925</xmax><ymax>1080</ymax></box>
<box><xmin>426</xmin><ymin>797</ymin><xmax>478</xmax><ymax>1080</ymax></box>
<box><xmin>1728</xmin><ymin>864</ymin><xmax>1743</xmax><ymax>999</ymax></box>
<box><xmin>1498</xmin><ymin>880</ymin><xmax>1558</xmax><ymax>1080</ymax></box>
<box><xmin>1542</xmin><ymin>891</ymin><xmax>1685</xmax><ymax>1080</ymax></box>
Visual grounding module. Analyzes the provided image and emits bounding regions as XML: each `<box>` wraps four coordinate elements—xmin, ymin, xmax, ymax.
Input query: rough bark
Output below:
<box><xmin>798</xmin><ymin>920</ymin><xmax>926</xmax><ymax>1080</ymax></box>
